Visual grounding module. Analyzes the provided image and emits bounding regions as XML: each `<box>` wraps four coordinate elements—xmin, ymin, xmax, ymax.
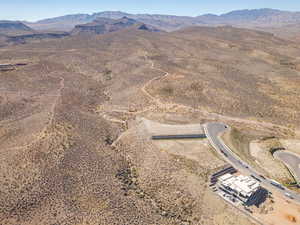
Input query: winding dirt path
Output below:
<box><xmin>141</xmin><ymin>54</ymin><xmax>293</xmax><ymax>134</ymax></box>
<box><xmin>140</xmin><ymin>55</ymin><xmax>170</xmax><ymax>106</ymax></box>
<box><xmin>3</xmin><ymin>75</ymin><xmax>65</xmax><ymax>151</ymax></box>
<box><xmin>100</xmin><ymin>52</ymin><xmax>294</xmax><ymax>142</ymax></box>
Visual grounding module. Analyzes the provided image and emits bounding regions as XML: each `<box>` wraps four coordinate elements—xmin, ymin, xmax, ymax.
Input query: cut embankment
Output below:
<box><xmin>222</xmin><ymin>128</ymin><xmax>295</xmax><ymax>184</ymax></box>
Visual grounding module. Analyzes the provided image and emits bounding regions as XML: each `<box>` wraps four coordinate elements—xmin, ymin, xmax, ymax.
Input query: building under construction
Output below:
<box><xmin>218</xmin><ymin>173</ymin><xmax>268</xmax><ymax>206</ymax></box>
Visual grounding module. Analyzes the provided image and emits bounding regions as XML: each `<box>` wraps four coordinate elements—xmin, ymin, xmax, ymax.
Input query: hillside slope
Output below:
<box><xmin>71</xmin><ymin>17</ymin><xmax>160</xmax><ymax>35</ymax></box>
<box><xmin>0</xmin><ymin>20</ymin><xmax>34</xmax><ymax>35</ymax></box>
<box><xmin>147</xmin><ymin>26</ymin><xmax>300</xmax><ymax>127</ymax></box>
<box><xmin>0</xmin><ymin>25</ymin><xmax>300</xmax><ymax>224</ymax></box>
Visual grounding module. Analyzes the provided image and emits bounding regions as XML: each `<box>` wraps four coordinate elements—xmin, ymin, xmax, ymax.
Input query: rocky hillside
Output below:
<box><xmin>71</xmin><ymin>17</ymin><xmax>160</xmax><ymax>35</ymax></box>
<box><xmin>0</xmin><ymin>20</ymin><xmax>34</xmax><ymax>35</ymax></box>
<box><xmin>7</xmin><ymin>32</ymin><xmax>70</xmax><ymax>44</ymax></box>
<box><xmin>260</xmin><ymin>23</ymin><xmax>300</xmax><ymax>42</ymax></box>
<box><xmin>0</xmin><ymin>20</ymin><xmax>70</xmax><ymax>46</ymax></box>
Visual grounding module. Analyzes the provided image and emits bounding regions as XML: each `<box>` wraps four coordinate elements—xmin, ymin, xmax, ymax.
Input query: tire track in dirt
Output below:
<box><xmin>3</xmin><ymin>74</ymin><xmax>65</xmax><ymax>151</ymax></box>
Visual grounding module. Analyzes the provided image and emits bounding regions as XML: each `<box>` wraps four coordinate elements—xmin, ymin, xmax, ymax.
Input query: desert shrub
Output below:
<box><xmin>160</xmin><ymin>84</ymin><xmax>174</xmax><ymax>96</ymax></box>
<box><xmin>190</xmin><ymin>82</ymin><xmax>202</xmax><ymax>92</ymax></box>
<box><xmin>103</xmin><ymin>69</ymin><xmax>112</xmax><ymax>80</ymax></box>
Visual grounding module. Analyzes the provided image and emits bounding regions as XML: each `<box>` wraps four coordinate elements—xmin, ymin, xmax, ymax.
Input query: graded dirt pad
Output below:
<box><xmin>143</xmin><ymin>118</ymin><xmax>204</xmax><ymax>136</ymax></box>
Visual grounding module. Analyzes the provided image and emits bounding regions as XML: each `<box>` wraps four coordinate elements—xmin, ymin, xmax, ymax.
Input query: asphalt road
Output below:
<box><xmin>204</xmin><ymin>122</ymin><xmax>300</xmax><ymax>204</ymax></box>
<box><xmin>274</xmin><ymin>151</ymin><xmax>300</xmax><ymax>182</ymax></box>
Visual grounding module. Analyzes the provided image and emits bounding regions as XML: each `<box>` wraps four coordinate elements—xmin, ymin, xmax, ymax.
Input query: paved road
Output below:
<box><xmin>274</xmin><ymin>151</ymin><xmax>300</xmax><ymax>182</ymax></box>
<box><xmin>204</xmin><ymin>122</ymin><xmax>300</xmax><ymax>204</ymax></box>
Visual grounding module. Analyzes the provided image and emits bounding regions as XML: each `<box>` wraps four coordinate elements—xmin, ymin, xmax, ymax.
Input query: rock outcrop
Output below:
<box><xmin>71</xmin><ymin>17</ymin><xmax>160</xmax><ymax>35</ymax></box>
<box><xmin>0</xmin><ymin>21</ymin><xmax>33</xmax><ymax>35</ymax></box>
<box><xmin>7</xmin><ymin>32</ymin><xmax>70</xmax><ymax>44</ymax></box>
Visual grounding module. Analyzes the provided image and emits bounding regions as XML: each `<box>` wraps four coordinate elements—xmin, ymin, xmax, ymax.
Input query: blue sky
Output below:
<box><xmin>2</xmin><ymin>0</ymin><xmax>300</xmax><ymax>21</ymax></box>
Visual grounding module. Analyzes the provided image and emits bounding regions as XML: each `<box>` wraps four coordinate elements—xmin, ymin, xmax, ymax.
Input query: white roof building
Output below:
<box><xmin>218</xmin><ymin>174</ymin><xmax>260</xmax><ymax>202</ymax></box>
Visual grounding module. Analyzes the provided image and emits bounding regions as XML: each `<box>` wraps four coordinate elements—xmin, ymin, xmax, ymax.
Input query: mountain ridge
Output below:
<box><xmin>0</xmin><ymin>20</ymin><xmax>34</xmax><ymax>35</ymax></box>
<box><xmin>71</xmin><ymin>16</ymin><xmax>160</xmax><ymax>35</ymax></box>
<box><xmin>24</xmin><ymin>8</ymin><xmax>300</xmax><ymax>32</ymax></box>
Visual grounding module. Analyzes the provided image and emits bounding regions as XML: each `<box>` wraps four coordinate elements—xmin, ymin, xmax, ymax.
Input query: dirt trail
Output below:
<box><xmin>99</xmin><ymin>52</ymin><xmax>293</xmax><ymax>139</ymax></box>
<box><xmin>98</xmin><ymin>111</ymin><xmax>126</xmax><ymax>125</ymax></box>
<box><xmin>141</xmin><ymin>55</ymin><xmax>293</xmax><ymax>133</ymax></box>
<box><xmin>140</xmin><ymin>54</ymin><xmax>198</xmax><ymax>112</ymax></box>
<box><xmin>140</xmin><ymin>55</ymin><xmax>170</xmax><ymax>106</ymax></box>
<box><xmin>3</xmin><ymin>74</ymin><xmax>65</xmax><ymax>151</ymax></box>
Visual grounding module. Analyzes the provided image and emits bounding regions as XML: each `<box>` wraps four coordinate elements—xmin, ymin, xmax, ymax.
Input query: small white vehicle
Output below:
<box><xmin>285</xmin><ymin>193</ymin><xmax>294</xmax><ymax>199</ymax></box>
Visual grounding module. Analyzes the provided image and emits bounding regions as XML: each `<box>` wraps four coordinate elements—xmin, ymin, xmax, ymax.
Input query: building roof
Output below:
<box><xmin>219</xmin><ymin>174</ymin><xmax>260</xmax><ymax>197</ymax></box>
<box><xmin>218</xmin><ymin>173</ymin><xmax>233</xmax><ymax>182</ymax></box>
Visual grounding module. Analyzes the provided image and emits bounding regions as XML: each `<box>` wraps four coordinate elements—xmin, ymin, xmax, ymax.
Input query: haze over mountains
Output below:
<box><xmin>25</xmin><ymin>8</ymin><xmax>300</xmax><ymax>31</ymax></box>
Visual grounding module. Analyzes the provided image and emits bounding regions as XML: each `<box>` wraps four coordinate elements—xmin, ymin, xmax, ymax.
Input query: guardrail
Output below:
<box><xmin>151</xmin><ymin>134</ymin><xmax>206</xmax><ymax>140</ymax></box>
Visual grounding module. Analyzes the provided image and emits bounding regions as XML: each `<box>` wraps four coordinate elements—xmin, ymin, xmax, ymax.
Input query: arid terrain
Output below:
<box><xmin>1</xmin><ymin>21</ymin><xmax>300</xmax><ymax>225</ymax></box>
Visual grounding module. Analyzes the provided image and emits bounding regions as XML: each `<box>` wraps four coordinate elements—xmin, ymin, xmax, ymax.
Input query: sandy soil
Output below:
<box><xmin>254</xmin><ymin>193</ymin><xmax>300</xmax><ymax>225</ymax></box>
<box><xmin>249</xmin><ymin>140</ymin><xmax>293</xmax><ymax>183</ymax></box>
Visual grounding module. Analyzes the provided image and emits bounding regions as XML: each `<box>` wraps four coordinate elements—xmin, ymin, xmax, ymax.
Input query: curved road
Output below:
<box><xmin>274</xmin><ymin>151</ymin><xmax>300</xmax><ymax>182</ymax></box>
<box><xmin>204</xmin><ymin>122</ymin><xmax>300</xmax><ymax>204</ymax></box>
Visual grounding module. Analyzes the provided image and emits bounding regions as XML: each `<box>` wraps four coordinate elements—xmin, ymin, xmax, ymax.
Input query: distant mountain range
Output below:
<box><xmin>25</xmin><ymin>8</ymin><xmax>300</xmax><ymax>31</ymax></box>
<box><xmin>0</xmin><ymin>20</ymin><xmax>34</xmax><ymax>35</ymax></box>
<box><xmin>0</xmin><ymin>17</ymin><xmax>160</xmax><ymax>46</ymax></box>
<box><xmin>0</xmin><ymin>21</ymin><xmax>69</xmax><ymax>46</ymax></box>
<box><xmin>1</xmin><ymin>8</ymin><xmax>300</xmax><ymax>46</ymax></box>
<box><xmin>25</xmin><ymin>11</ymin><xmax>200</xmax><ymax>31</ymax></box>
